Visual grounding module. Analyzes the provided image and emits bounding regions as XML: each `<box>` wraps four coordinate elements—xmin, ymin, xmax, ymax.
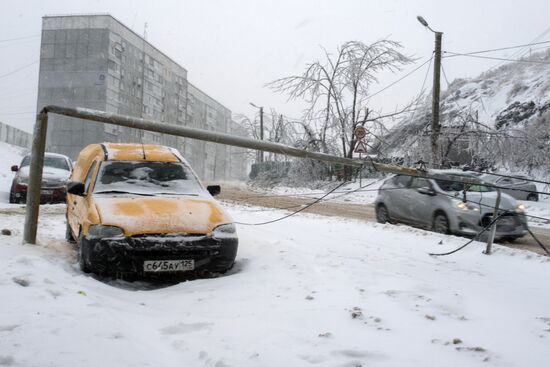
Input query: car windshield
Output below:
<box><xmin>20</xmin><ymin>155</ymin><xmax>70</xmax><ymax>171</ymax></box>
<box><xmin>93</xmin><ymin>161</ymin><xmax>204</xmax><ymax>196</ymax></box>
<box><xmin>435</xmin><ymin>175</ymin><xmax>494</xmax><ymax>192</ymax></box>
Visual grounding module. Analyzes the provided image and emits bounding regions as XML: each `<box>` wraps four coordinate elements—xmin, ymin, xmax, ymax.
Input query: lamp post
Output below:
<box><xmin>417</xmin><ymin>15</ymin><xmax>443</xmax><ymax>168</ymax></box>
<box><xmin>250</xmin><ymin>102</ymin><xmax>264</xmax><ymax>163</ymax></box>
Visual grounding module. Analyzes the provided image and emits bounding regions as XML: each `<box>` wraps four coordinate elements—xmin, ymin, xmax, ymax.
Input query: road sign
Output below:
<box><xmin>354</xmin><ymin>126</ymin><xmax>367</xmax><ymax>139</ymax></box>
<box><xmin>354</xmin><ymin>140</ymin><xmax>368</xmax><ymax>153</ymax></box>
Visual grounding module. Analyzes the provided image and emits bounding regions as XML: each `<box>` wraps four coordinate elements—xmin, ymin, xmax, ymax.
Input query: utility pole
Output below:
<box><xmin>432</xmin><ymin>31</ymin><xmax>442</xmax><ymax>168</ymax></box>
<box><xmin>250</xmin><ymin>102</ymin><xmax>264</xmax><ymax>163</ymax></box>
<box><xmin>259</xmin><ymin>106</ymin><xmax>264</xmax><ymax>163</ymax></box>
<box><xmin>417</xmin><ymin>16</ymin><xmax>443</xmax><ymax>168</ymax></box>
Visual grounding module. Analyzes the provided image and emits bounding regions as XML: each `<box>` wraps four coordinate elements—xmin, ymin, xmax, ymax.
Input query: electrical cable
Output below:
<box><xmin>527</xmin><ymin>228</ymin><xmax>550</xmax><ymax>256</ymax></box>
<box><xmin>397</xmin><ymin>56</ymin><xmax>434</xmax><ymax>151</ymax></box>
<box><xmin>443</xmin><ymin>40</ymin><xmax>550</xmax><ymax>57</ymax></box>
<box><xmin>441</xmin><ymin>63</ymin><xmax>451</xmax><ymax>88</ymax></box>
<box><xmin>473</xmin><ymin>171</ymin><xmax>550</xmax><ymax>186</ymax></box>
<box><xmin>231</xmin><ymin>176</ymin><xmax>550</xmax><ymax>254</ymax></box>
<box><xmin>233</xmin><ymin>181</ymin><xmax>347</xmax><ymax>226</ymax></box>
<box><xmin>0</xmin><ymin>60</ymin><xmax>39</xmax><ymax>79</ymax></box>
<box><xmin>366</xmin><ymin>56</ymin><xmax>433</xmax><ymax>100</ymax></box>
<box><xmin>488</xmin><ymin>27</ymin><xmax>550</xmax><ymax>71</ymax></box>
<box><xmin>443</xmin><ymin>52</ymin><xmax>550</xmax><ymax>65</ymax></box>
<box><xmin>428</xmin><ymin>211</ymin><xmax>508</xmax><ymax>256</ymax></box>
<box><xmin>0</xmin><ymin>34</ymin><xmax>40</xmax><ymax>43</ymax></box>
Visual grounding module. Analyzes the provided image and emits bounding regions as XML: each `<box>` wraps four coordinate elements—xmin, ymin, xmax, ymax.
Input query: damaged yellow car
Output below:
<box><xmin>65</xmin><ymin>143</ymin><xmax>238</xmax><ymax>277</ymax></box>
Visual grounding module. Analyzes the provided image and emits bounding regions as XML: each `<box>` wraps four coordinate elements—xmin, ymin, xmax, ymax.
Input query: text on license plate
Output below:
<box><xmin>143</xmin><ymin>260</ymin><xmax>194</xmax><ymax>272</ymax></box>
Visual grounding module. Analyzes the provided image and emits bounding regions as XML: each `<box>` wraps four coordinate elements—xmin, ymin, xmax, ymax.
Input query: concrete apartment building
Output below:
<box><xmin>37</xmin><ymin>14</ymin><xmax>248</xmax><ymax>180</ymax></box>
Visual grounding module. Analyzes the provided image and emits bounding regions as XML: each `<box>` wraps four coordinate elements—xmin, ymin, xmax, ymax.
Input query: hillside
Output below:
<box><xmin>381</xmin><ymin>49</ymin><xmax>550</xmax><ymax>171</ymax></box>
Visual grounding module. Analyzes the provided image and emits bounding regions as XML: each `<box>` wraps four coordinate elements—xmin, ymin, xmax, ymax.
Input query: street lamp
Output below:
<box><xmin>417</xmin><ymin>15</ymin><xmax>443</xmax><ymax>168</ymax></box>
<box><xmin>249</xmin><ymin>102</ymin><xmax>264</xmax><ymax>163</ymax></box>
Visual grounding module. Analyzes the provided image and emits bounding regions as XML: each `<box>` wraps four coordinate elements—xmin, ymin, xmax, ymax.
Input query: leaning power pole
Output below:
<box><xmin>417</xmin><ymin>15</ymin><xmax>443</xmax><ymax>168</ymax></box>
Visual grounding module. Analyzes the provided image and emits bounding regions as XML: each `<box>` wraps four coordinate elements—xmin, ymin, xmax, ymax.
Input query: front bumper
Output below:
<box><xmin>12</xmin><ymin>183</ymin><xmax>66</xmax><ymax>204</ymax></box>
<box><xmin>80</xmin><ymin>233</ymin><xmax>238</xmax><ymax>276</ymax></box>
<box><xmin>452</xmin><ymin>210</ymin><xmax>528</xmax><ymax>239</ymax></box>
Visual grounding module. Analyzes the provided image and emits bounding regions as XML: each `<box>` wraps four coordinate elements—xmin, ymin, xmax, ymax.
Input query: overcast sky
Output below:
<box><xmin>1</xmin><ymin>0</ymin><xmax>549</xmax><ymax>132</ymax></box>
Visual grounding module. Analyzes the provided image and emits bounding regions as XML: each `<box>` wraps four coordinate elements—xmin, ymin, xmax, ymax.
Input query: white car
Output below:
<box><xmin>9</xmin><ymin>152</ymin><xmax>72</xmax><ymax>204</ymax></box>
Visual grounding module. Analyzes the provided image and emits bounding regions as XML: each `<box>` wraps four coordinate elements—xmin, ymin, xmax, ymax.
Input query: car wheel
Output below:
<box><xmin>433</xmin><ymin>213</ymin><xmax>450</xmax><ymax>234</ymax></box>
<box><xmin>376</xmin><ymin>204</ymin><xmax>391</xmax><ymax>224</ymax></box>
<box><xmin>77</xmin><ymin>233</ymin><xmax>91</xmax><ymax>273</ymax></box>
<box><xmin>65</xmin><ymin>221</ymin><xmax>75</xmax><ymax>243</ymax></box>
<box><xmin>527</xmin><ymin>194</ymin><xmax>538</xmax><ymax>202</ymax></box>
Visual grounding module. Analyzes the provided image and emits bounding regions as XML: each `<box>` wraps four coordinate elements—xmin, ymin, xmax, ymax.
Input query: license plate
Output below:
<box><xmin>143</xmin><ymin>260</ymin><xmax>194</xmax><ymax>272</ymax></box>
<box><xmin>41</xmin><ymin>189</ymin><xmax>53</xmax><ymax>195</ymax></box>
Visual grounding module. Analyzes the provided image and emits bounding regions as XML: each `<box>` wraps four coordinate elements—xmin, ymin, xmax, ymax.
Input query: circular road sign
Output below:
<box><xmin>354</xmin><ymin>126</ymin><xmax>367</xmax><ymax>139</ymax></box>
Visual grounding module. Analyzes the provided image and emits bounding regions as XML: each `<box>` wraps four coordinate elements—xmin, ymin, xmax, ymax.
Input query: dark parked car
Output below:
<box><xmin>479</xmin><ymin>174</ymin><xmax>538</xmax><ymax>201</ymax></box>
<box><xmin>374</xmin><ymin>171</ymin><xmax>528</xmax><ymax>241</ymax></box>
<box><xmin>10</xmin><ymin>153</ymin><xmax>72</xmax><ymax>204</ymax></box>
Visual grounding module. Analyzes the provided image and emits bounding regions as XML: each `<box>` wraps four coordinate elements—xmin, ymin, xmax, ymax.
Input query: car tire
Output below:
<box><xmin>9</xmin><ymin>191</ymin><xmax>17</xmax><ymax>204</ymax></box>
<box><xmin>527</xmin><ymin>194</ymin><xmax>538</xmax><ymax>202</ymax></box>
<box><xmin>376</xmin><ymin>204</ymin><xmax>391</xmax><ymax>224</ymax></box>
<box><xmin>433</xmin><ymin>212</ymin><xmax>450</xmax><ymax>234</ymax></box>
<box><xmin>65</xmin><ymin>221</ymin><xmax>75</xmax><ymax>243</ymax></box>
<box><xmin>77</xmin><ymin>233</ymin><xmax>91</xmax><ymax>273</ymax></box>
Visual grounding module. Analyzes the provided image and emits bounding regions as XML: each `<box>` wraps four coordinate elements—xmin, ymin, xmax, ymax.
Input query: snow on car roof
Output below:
<box><xmin>102</xmin><ymin>143</ymin><xmax>180</xmax><ymax>162</ymax></box>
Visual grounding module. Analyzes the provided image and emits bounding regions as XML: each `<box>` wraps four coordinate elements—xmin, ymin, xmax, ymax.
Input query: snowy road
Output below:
<box><xmin>1</xmin><ymin>203</ymin><xmax>549</xmax><ymax>366</ymax></box>
<box><xmin>219</xmin><ymin>185</ymin><xmax>550</xmax><ymax>256</ymax></box>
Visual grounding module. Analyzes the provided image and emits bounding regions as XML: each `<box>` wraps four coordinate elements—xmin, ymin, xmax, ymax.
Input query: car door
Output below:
<box><xmin>495</xmin><ymin>177</ymin><xmax>519</xmax><ymax>199</ymax></box>
<box><xmin>385</xmin><ymin>175</ymin><xmax>413</xmax><ymax>222</ymax></box>
<box><xmin>405</xmin><ymin>177</ymin><xmax>436</xmax><ymax>227</ymax></box>
<box><xmin>68</xmin><ymin>160</ymin><xmax>98</xmax><ymax>238</ymax></box>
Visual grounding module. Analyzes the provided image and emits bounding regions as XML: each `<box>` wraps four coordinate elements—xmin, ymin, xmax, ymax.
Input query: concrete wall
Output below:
<box><xmin>0</xmin><ymin>121</ymin><xmax>32</xmax><ymax>149</ymax></box>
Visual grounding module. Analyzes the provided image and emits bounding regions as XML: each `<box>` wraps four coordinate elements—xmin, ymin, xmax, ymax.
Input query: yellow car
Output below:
<box><xmin>65</xmin><ymin>143</ymin><xmax>238</xmax><ymax>277</ymax></box>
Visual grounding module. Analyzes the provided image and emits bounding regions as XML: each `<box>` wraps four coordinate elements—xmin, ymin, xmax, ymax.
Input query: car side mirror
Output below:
<box><xmin>207</xmin><ymin>185</ymin><xmax>221</xmax><ymax>196</ymax></box>
<box><xmin>11</xmin><ymin>165</ymin><xmax>18</xmax><ymax>172</ymax></box>
<box><xmin>417</xmin><ymin>187</ymin><xmax>436</xmax><ymax>196</ymax></box>
<box><xmin>67</xmin><ymin>181</ymin><xmax>86</xmax><ymax>196</ymax></box>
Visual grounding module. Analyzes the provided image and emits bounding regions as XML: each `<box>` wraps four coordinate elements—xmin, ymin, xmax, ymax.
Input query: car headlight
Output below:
<box><xmin>212</xmin><ymin>223</ymin><xmax>237</xmax><ymax>239</ymax></box>
<box><xmin>455</xmin><ymin>200</ymin><xmax>479</xmax><ymax>211</ymax></box>
<box><xmin>88</xmin><ymin>225</ymin><xmax>125</xmax><ymax>238</ymax></box>
<box><xmin>516</xmin><ymin>203</ymin><xmax>525</xmax><ymax>213</ymax></box>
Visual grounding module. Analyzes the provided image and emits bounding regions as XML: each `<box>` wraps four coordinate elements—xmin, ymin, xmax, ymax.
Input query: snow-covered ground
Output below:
<box><xmin>1</xmin><ymin>203</ymin><xmax>550</xmax><ymax>366</ymax></box>
<box><xmin>258</xmin><ymin>178</ymin><xmax>385</xmax><ymax>204</ymax></box>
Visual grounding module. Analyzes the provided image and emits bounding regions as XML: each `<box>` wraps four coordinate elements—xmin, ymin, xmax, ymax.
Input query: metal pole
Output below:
<box><xmin>359</xmin><ymin>152</ymin><xmax>362</xmax><ymax>187</ymax></box>
<box><xmin>259</xmin><ymin>106</ymin><xmax>264</xmax><ymax>163</ymax></box>
<box><xmin>23</xmin><ymin>112</ymin><xmax>48</xmax><ymax>244</ymax></box>
<box><xmin>484</xmin><ymin>188</ymin><xmax>501</xmax><ymax>255</ymax></box>
<box><xmin>431</xmin><ymin>31</ymin><xmax>443</xmax><ymax>168</ymax></box>
<box><xmin>43</xmin><ymin>106</ymin><xmax>363</xmax><ymax>168</ymax></box>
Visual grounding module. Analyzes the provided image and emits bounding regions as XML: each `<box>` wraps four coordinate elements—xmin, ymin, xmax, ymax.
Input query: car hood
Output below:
<box><xmin>456</xmin><ymin>191</ymin><xmax>517</xmax><ymax>211</ymax></box>
<box><xmin>93</xmin><ymin>195</ymin><xmax>233</xmax><ymax>236</ymax></box>
<box><xmin>19</xmin><ymin>166</ymin><xmax>71</xmax><ymax>181</ymax></box>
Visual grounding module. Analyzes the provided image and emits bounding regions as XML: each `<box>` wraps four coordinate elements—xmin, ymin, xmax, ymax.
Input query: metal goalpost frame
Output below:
<box><xmin>24</xmin><ymin>105</ymin><xmax>504</xmax><ymax>250</ymax></box>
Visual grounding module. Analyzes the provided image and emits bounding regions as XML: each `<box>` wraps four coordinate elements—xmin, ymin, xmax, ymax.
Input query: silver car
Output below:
<box><xmin>479</xmin><ymin>174</ymin><xmax>538</xmax><ymax>201</ymax></box>
<box><xmin>374</xmin><ymin>171</ymin><xmax>528</xmax><ymax>240</ymax></box>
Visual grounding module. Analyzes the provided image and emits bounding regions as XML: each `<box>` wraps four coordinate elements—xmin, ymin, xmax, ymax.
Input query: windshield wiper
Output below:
<box><xmin>93</xmin><ymin>190</ymin><xmax>154</xmax><ymax>196</ymax></box>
